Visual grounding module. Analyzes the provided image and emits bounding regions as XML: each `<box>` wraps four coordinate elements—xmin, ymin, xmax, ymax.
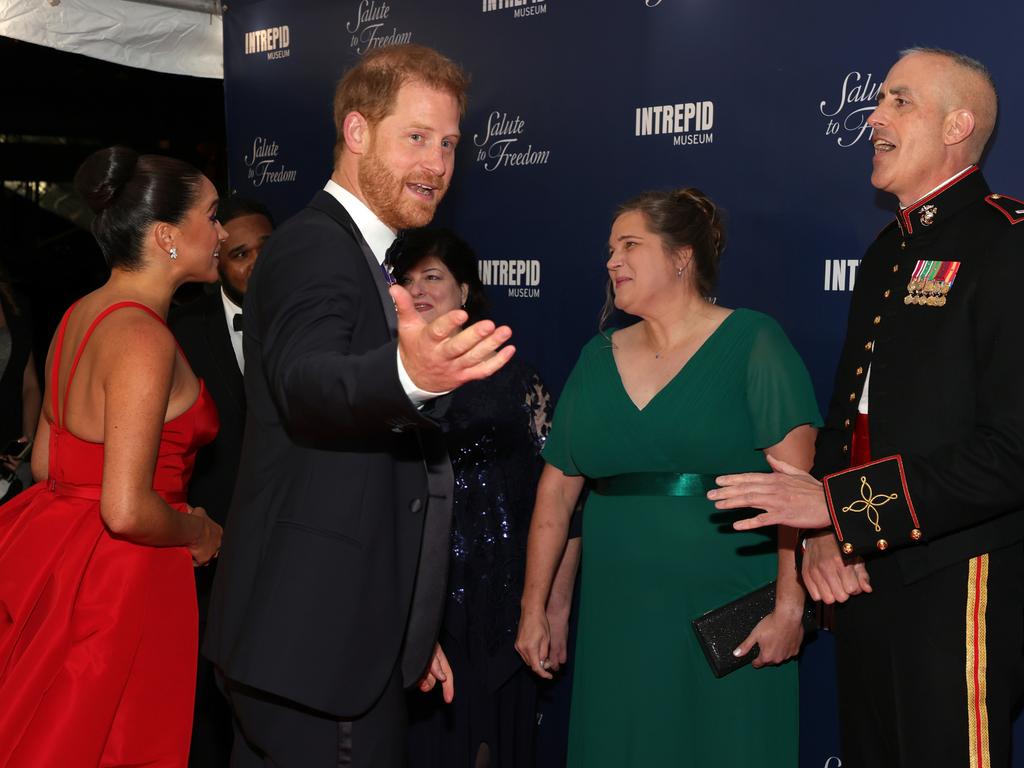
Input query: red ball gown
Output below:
<box><xmin>0</xmin><ymin>301</ymin><xmax>218</xmax><ymax>767</ymax></box>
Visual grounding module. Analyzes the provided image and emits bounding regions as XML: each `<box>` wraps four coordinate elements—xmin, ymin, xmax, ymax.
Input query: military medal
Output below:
<box><xmin>904</xmin><ymin>260</ymin><xmax>960</xmax><ymax>306</ymax></box>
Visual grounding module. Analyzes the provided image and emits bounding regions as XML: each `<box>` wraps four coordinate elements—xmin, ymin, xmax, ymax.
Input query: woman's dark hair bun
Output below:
<box><xmin>73</xmin><ymin>145</ymin><xmax>204</xmax><ymax>270</ymax></box>
<box><xmin>74</xmin><ymin>146</ymin><xmax>140</xmax><ymax>214</ymax></box>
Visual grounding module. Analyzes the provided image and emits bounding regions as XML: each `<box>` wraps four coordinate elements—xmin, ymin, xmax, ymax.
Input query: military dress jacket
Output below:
<box><xmin>812</xmin><ymin>167</ymin><xmax>1024</xmax><ymax>582</ymax></box>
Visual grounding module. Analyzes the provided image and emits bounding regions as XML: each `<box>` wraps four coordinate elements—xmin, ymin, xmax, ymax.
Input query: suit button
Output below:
<box><xmin>855</xmin><ymin>366</ymin><xmax>864</xmax><ymax>376</ymax></box>
<box><xmin>844</xmin><ymin>418</ymin><xmax>851</xmax><ymax>428</ymax></box>
<box><xmin>883</xmin><ymin>289</ymin><xmax>891</xmax><ymax>299</ymax></box>
<box><xmin>849</xmin><ymin>392</ymin><xmax>856</xmax><ymax>402</ymax></box>
<box><xmin>873</xmin><ymin>315</ymin><xmax>881</xmax><ymax>325</ymax></box>
<box><xmin>864</xmin><ymin>341</ymin><xmax>873</xmax><ymax>351</ymax></box>
<box><xmin>409</xmin><ymin>498</ymin><xmax>423</xmax><ymax>513</ymax></box>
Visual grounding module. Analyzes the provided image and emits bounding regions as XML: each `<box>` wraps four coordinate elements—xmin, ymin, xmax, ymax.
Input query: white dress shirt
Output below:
<box><xmin>221</xmin><ymin>287</ymin><xmax>244</xmax><ymax>374</ymax></box>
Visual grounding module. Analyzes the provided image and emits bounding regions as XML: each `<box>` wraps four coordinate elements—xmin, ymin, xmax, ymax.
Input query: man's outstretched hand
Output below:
<box><xmin>392</xmin><ymin>285</ymin><xmax>515</xmax><ymax>393</ymax></box>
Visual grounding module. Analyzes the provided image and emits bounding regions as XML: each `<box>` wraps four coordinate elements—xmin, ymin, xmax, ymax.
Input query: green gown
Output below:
<box><xmin>543</xmin><ymin>309</ymin><xmax>822</xmax><ymax>767</ymax></box>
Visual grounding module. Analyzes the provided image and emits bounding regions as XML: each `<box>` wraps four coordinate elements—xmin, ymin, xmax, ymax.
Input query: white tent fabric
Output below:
<box><xmin>0</xmin><ymin>0</ymin><xmax>222</xmax><ymax>78</ymax></box>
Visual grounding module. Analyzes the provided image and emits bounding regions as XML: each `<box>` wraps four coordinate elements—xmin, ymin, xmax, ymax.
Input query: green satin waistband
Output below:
<box><xmin>592</xmin><ymin>472</ymin><xmax>718</xmax><ymax>497</ymax></box>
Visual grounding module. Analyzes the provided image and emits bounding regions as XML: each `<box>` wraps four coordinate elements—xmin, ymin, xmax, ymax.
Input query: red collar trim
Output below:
<box><xmin>896</xmin><ymin>165</ymin><xmax>979</xmax><ymax>237</ymax></box>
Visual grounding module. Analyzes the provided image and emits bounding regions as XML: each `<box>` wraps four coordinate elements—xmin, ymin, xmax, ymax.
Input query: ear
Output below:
<box><xmin>153</xmin><ymin>221</ymin><xmax>176</xmax><ymax>256</ymax></box>
<box><xmin>943</xmin><ymin>108</ymin><xmax>976</xmax><ymax>147</ymax></box>
<box><xmin>460</xmin><ymin>283</ymin><xmax>469</xmax><ymax>307</ymax></box>
<box><xmin>343</xmin><ymin>111</ymin><xmax>371</xmax><ymax>156</ymax></box>
<box><xmin>672</xmin><ymin>245</ymin><xmax>694</xmax><ymax>273</ymax></box>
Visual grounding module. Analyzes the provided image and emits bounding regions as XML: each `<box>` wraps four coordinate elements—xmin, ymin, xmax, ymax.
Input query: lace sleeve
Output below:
<box><xmin>524</xmin><ymin>370</ymin><xmax>553</xmax><ymax>452</ymax></box>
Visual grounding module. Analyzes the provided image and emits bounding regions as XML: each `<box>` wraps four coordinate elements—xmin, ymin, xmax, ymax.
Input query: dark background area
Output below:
<box><xmin>0</xmin><ymin>35</ymin><xmax>228</xmax><ymax>364</ymax></box>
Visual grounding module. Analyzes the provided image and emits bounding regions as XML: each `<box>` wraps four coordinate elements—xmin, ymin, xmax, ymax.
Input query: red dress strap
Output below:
<box><xmin>49</xmin><ymin>303</ymin><xmax>79</xmax><ymax>429</ymax></box>
<box><xmin>59</xmin><ymin>301</ymin><xmax>167</xmax><ymax>427</ymax></box>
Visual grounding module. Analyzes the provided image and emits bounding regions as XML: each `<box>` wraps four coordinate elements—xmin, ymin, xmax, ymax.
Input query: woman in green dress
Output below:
<box><xmin>515</xmin><ymin>188</ymin><xmax>821</xmax><ymax>766</ymax></box>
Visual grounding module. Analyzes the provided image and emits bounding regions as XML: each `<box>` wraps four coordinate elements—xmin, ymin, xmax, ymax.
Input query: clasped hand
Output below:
<box><xmin>392</xmin><ymin>285</ymin><xmax>515</xmax><ymax>392</ymax></box>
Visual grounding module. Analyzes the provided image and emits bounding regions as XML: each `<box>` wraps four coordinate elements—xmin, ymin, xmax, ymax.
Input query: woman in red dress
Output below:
<box><xmin>0</xmin><ymin>146</ymin><xmax>225</xmax><ymax>767</ymax></box>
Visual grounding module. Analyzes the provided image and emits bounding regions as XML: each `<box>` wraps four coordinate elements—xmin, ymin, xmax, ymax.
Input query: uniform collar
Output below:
<box><xmin>895</xmin><ymin>165</ymin><xmax>987</xmax><ymax>238</ymax></box>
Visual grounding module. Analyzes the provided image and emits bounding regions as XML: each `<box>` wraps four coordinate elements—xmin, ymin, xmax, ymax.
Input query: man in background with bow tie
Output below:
<box><xmin>204</xmin><ymin>44</ymin><xmax>515</xmax><ymax>768</ymax></box>
<box><xmin>170</xmin><ymin>194</ymin><xmax>274</xmax><ymax>768</ymax></box>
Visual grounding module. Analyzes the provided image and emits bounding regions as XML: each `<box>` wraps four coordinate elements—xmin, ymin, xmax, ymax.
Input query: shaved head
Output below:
<box><xmin>898</xmin><ymin>47</ymin><xmax>997</xmax><ymax>161</ymax></box>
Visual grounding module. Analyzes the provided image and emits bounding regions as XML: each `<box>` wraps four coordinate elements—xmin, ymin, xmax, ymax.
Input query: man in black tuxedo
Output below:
<box><xmin>203</xmin><ymin>44</ymin><xmax>515</xmax><ymax>768</ymax></box>
<box><xmin>169</xmin><ymin>195</ymin><xmax>274</xmax><ymax>768</ymax></box>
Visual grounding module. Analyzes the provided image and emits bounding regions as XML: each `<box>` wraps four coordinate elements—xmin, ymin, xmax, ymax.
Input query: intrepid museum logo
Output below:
<box><xmin>820</xmin><ymin>70</ymin><xmax>880</xmax><ymax>148</ymax></box>
<box><xmin>244</xmin><ymin>25</ymin><xmax>290</xmax><ymax>61</ymax></box>
<box><xmin>473</xmin><ymin>111</ymin><xmax>551</xmax><ymax>173</ymax></box>
<box><xmin>478</xmin><ymin>260</ymin><xmax>541</xmax><ymax>299</ymax></box>
<box><xmin>823</xmin><ymin>258</ymin><xmax>861</xmax><ymax>292</ymax></box>
<box><xmin>634</xmin><ymin>101</ymin><xmax>714</xmax><ymax>146</ymax></box>
<box><xmin>346</xmin><ymin>1</ymin><xmax>412</xmax><ymax>54</ymax></box>
<box><xmin>481</xmin><ymin>0</ymin><xmax>548</xmax><ymax>17</ymax></box>
<box><xmin>243</xmin><ymin>138</ymin><xmax>298</xmax><ymax>188</ymax></box>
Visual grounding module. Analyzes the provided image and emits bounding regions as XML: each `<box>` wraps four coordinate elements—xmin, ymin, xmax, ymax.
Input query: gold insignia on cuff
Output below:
<box><xmin>841</xmin><ymin>476</ymin><xmax>899</xmax><ymax>533</ymax></box>
<box><xmin>823</xmin><ymin>455</ymin><xmax>923</xmax><ymax>558</ymax></box>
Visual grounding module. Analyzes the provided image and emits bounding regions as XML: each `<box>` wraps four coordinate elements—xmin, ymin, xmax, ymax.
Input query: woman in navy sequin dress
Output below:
<box><xmin>394</xmin><ymin>230</ymin><xmax>559</xmax><ymax>768</ymax></box>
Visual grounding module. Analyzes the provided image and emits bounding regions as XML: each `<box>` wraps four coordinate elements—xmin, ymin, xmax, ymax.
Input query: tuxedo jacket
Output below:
<box><xmin>203</xmin><ymin>191</ymin><xmax>453</xmax><ymax>718</ymax></box>
<box><xmin>169</xmin><ymin>290</ymin><xmax>246</xmax><ymax>623</ymax></box>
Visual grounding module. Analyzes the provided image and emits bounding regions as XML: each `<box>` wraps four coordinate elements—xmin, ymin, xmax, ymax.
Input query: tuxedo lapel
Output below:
<box><xmin>309</xmin><ymin>191</ymin><xmax>398</xmax><ymax>340</ymax></box>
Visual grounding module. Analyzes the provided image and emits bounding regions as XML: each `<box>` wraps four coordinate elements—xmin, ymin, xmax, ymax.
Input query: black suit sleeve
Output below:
<box><xmin>251</xmin><ymin>217</ymin><xmax>428</xmax><ymax>444</ymax></box>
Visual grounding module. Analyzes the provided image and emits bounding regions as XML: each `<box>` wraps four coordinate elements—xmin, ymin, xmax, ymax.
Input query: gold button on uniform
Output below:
<box><xmin>893</xmin><ymin>264</ymin><xmax>900</xmax><ymax>272</ymax></box>
<box><xmin>844</xmin><ymin>418</ymin><xmax>851</xmax><ymax>428</ymax></box>
<box><xmin>876</xmin><ymin>539</ymin><xmax>889</xmax><ymax>551</ymax></box>
<box><xmin>911</xmin><ymin>529</ymin><xmax>922</xmax><ymax>541</ymax></box>
<box><xmin>842</xmin><ymin>445</ymin><xmax>849</xmax><ymax>454</ymax></box>
<box><xmin>864</xmin><ymin>341</ymin><xmax>873</xmax><ymax>351</ymax></box>
<box><xmin>883</xmin><ymin>289</ymin><xmax>891</xmax><ymax>299</ymax></box>
<box><xmin>849</xmin><ymin>392</ymin><xmax>857</xmax><ymax>402</ymax></box>
<box><xmin>873</xmin><ymin>315</ymin><xmax>881</xmax><ymax>325</ymax></box>
<box><xmin>856</xmin><ymin>366</ymin><xmax>864</xmax><ymax>376</ymax></box>
<box><xmin>842</xmin><ymin>543</ymin><xmax>854</xmax><ymax>555</ymax></box>
<box><xmin>900</xmin><ymin>242</ymin><xmax>906</xmax><ymax>250</ymax></box>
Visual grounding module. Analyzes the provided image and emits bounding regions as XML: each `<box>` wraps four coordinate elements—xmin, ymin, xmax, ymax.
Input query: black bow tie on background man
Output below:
<box><xmin>232</xmin><ymin>313</ymin><xmax>243</xmax><ymax>332</ymax></box>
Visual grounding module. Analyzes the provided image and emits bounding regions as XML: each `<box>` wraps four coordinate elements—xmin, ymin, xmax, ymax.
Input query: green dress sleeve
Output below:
<box><xmin>541</xmin><ymin>338</ymin><xmax>596</xmax><ymax>477</ymax></box>
<box><xmin>745</xmin><ymin>313</ymin><xmax>823</xmax><ymax>449</ymax></box>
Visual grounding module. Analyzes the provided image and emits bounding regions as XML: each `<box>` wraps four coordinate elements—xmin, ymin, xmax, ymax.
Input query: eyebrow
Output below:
<box><xmin>207</xmin><ymin>198</ymin><xmax>219</xmax><ymax>213</ymax></box>
<box><xmin>407</xmin><ymin>122</ymin><xmax>461</xmax><ymax>139</ymax></box>
<box><xmin>878</xmin><ymin>85</ymin><xmax>911</xmax><ymax>102</ymax></box>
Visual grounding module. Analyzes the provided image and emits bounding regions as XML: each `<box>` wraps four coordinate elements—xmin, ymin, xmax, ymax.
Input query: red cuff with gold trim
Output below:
<box><xmin>822</xmin><ymin>455</ymin><xmax>923</xmax><ymax>557</ymax></box>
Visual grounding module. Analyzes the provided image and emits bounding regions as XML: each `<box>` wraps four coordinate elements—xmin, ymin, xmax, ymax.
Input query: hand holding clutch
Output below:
<box><xmin>691</xmin><ymin>581</ymin><xmax>817</xmax><ymax>678</ymax></box>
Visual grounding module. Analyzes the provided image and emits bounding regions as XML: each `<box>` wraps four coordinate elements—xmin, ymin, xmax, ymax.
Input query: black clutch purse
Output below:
<box><xmin>691</xmin><ymin>581</ymin><xmax>818</xmax><ymax>678</ymax></box>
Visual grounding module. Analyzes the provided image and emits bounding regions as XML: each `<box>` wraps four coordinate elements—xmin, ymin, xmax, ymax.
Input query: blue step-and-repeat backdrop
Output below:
<box><xmin>221</xmin><ymin>2</ymin><xmax>1024</xmax><ymax>765</ymax></box>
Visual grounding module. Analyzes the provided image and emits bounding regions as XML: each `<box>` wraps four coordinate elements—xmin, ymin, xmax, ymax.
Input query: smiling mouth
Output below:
<box><xmin>407</xmin><ymin>182</ymin><xmax>438</xmax><ymax>199</ymax></box>
<box><xmin>413</xmin><ymin>302</ymin><xmax>433</xmax><ymax>312</ymax></box>
<box><xmin>873</xmin><ymin>139</ymin><xmax>896</xmax><ymax>153</ymax></box>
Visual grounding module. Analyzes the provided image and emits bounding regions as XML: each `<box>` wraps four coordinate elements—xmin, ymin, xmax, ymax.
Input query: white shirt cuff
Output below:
<box><xmin>396</xmin><ymin>347</ymin><xmax>450</xmax><ymax>404</ymax></box>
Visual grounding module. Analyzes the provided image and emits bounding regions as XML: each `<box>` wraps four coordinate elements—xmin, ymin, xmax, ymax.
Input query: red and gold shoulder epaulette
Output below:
<box><xmin>985</xmin><ymin>193</ymin><xmax>1024</xmax><ymax>225</ymax></box>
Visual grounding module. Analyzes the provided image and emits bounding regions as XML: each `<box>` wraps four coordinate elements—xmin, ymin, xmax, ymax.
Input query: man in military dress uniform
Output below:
<box><xmin>709</xmin><ymin>47</ymin><xmax>1024</xmax><ymax>766</ymax></box>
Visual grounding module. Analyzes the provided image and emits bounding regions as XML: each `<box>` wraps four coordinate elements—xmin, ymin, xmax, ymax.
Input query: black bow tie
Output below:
<box><xmin>232</xmin><ymin>313</ymin><xmax>243</xmax><ymax>332</ymax></box>
<box><xmin>384</xmin><ymin>234</ymin><xmax>404</xmax><ymax>272</ymax></box>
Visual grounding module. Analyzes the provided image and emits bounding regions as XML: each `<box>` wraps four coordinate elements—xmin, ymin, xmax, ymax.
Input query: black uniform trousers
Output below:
<box><xmin>835</xmin><ymin>542</ymin><xmax>1024</xmax><ymax>768</ymax></box>
<box><xmin>226</xmin><ymin>665</ymin><xmax>406</xmax><ymax>768</ymax></box>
